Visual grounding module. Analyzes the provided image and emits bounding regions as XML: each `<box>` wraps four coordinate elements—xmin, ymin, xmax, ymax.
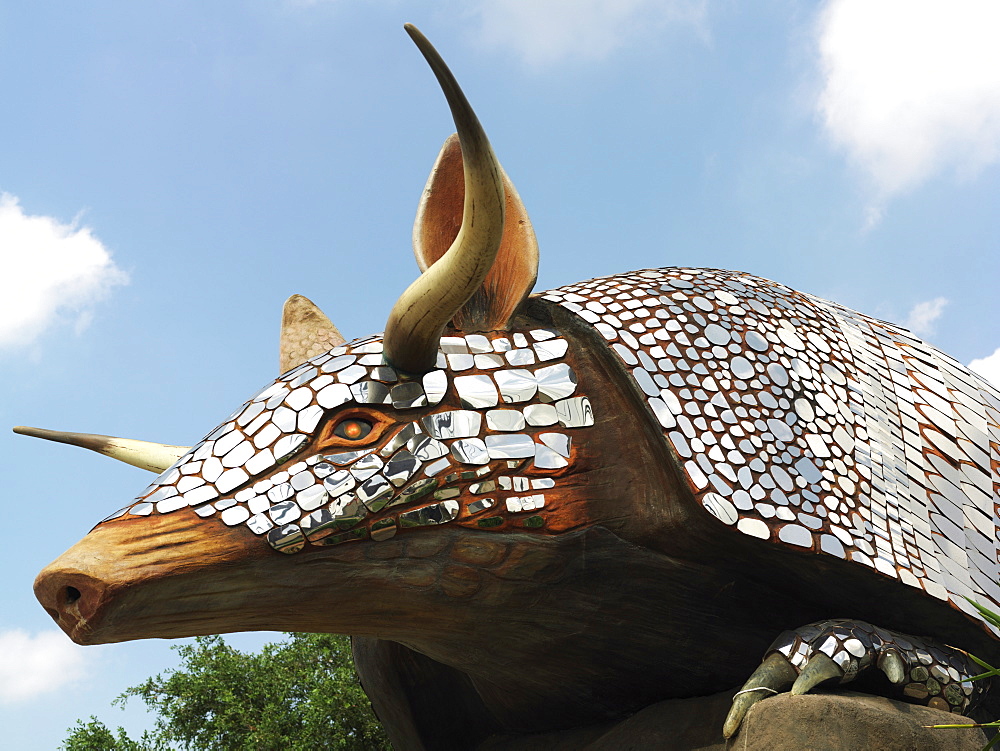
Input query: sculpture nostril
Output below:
<box><xmin>35</xmin><ymin>558</ymin><xmax>110</xmax><ymax>643</ymax></box>
<box><xmin>65</xmin><ymin>586</ymin><xmax>82</xmax><ymax>605</ymax></box>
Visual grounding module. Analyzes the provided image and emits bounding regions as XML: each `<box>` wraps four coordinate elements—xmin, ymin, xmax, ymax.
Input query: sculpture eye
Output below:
<box><xmin>333</xmin><ymin>418</ymin><xmax>373</xmax><ymax>441</ymax></box>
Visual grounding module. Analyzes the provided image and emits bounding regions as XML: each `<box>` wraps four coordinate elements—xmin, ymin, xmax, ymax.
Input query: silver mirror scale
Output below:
<box><xmin>101</xmin><ymin>329</ymin><xmax>592</xmax><ymax>554</ymax></box>
<box><xmin>543</xmin><ymin>268</ymin><xmax>1000</xmax><ymax>626</ymax></box>
<box><xmin>768</xmin><ymin>619</ymin><xmax>980</xmax><ymax>712</ymax></box>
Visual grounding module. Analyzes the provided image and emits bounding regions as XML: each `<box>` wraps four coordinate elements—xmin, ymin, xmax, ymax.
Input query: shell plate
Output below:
<box><xmin>543</xmin><ymin>267</ymin><xmax>1000</xmax><ymax>628</ymax></box>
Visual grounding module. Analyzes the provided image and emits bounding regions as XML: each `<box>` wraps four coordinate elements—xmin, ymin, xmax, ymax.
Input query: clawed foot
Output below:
<box><xmin>723</xmin><ymin>619</ymin><xmax>985</xmax><ymax>738</ymax></box>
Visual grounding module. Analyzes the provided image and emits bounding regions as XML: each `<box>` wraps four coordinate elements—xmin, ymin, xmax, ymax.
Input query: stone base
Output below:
<box><xmin>478</xmin><ymin>689</ymin><xmax>988</xmax><ymax>751</ymax></box>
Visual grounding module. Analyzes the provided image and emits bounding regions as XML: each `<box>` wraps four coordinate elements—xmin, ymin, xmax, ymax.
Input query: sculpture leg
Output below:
<box><xmin>352</xmin><ymin>637</ymin><xmax>501</xmax><ymax>751</ymax></box>
<box><xmin>724</xmin><ymin>619</ymin><xmax>988</xmax><ymax>738</ymax></box>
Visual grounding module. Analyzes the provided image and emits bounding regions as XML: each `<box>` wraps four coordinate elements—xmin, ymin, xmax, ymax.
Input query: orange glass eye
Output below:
<box><xmin>334</xmin><ymin>419</ymin><xmax>373</xmax><ymax>441</ymax></box>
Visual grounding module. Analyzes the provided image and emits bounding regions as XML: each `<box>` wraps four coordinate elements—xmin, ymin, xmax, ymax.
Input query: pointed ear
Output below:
<box><xmin>413</xmin><ymin>134</ymin><xmax>538</xmax><ymax>332</ymax></box>
<box><xmin>279</xmin><ymin>294</ymin><xmax>346</xmax><ymax>373</ymax></box>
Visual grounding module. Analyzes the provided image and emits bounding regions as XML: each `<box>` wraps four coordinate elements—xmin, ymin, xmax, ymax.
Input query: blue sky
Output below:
<box><xmin>1</xmin><ymin>1</ymin><xmax>997</xmax><ymax>745</ymax></box>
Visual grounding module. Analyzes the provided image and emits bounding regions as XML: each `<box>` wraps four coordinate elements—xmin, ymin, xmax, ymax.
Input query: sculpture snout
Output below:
<box><xmin>32</xmin><ymin>509</ymin><xmax>290</xmax><ymax>645</ymax></box>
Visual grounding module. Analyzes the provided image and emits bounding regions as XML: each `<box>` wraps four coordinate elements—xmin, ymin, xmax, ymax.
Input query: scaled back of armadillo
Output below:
<box><xmin>542</xmin><ymin>267</ymin><xmax>1000</xmax><ymax>628</ymax></box>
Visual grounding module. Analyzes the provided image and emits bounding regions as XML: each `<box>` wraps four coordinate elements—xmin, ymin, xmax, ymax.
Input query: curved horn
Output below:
<box><xmin>13</xmin><ymin>426</ymin><xmax>189</xmax><ymax>474</ymax></box>
<box><xmin>383</xmin><ymin>24</ymin><xmax>506</xmax><ymax>373</ymax></box>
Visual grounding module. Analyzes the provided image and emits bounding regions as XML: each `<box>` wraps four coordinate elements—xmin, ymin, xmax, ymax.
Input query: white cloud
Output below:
<box><xmin>470</xmin><ymin>0</ymin><xmax>708</xmax><ymax>68</ymax></box>
<box><xmin>903</xmin><ymin>296</ymin><xmax>947</xmax><ymax>336</ymax></box>
<box><xmin>0</xmin><ymin>193</ymin><xmax>127</xmax><ymax>349</ymax></box>
<box><xmin>0</xmin><ymin>629</ymin><xmax>88</xmax><ymax>702</ymax></box>
<box><xmin>969</xmin><ymin>348</ymin><xmax>1000</xmax><ymax>387</ymax></box>
<box><xmin>816</xmin><ymin>0</ymin><xmax>1000</xmax><ymax>201</ymax></box>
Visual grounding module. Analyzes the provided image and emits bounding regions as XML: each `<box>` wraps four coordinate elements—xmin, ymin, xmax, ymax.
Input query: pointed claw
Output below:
<box><xmin>878</xmin><ymin>649</ymin><xmax>907</xmax><ymax>684</ymax></box>
<box><xmin>791</xmin><ymin>653</ymin><xmax>844</xmax><ymax>695</ymax></box>
<box><xmin>723</xmin><ymin>652</ymin><xmax>797</xmax><ymax>738</ymax></box>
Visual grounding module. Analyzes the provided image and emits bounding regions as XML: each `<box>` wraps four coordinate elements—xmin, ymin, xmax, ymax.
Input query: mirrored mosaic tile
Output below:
<box><xmin>468</xmin><ymin>497</ymin><xmax>495</xmax><ymax>514</ymax></box>
<box><xmin>423</xmin><ymin>370</ymin><xmax>448</xmax><ymax>405</ymax></box>
<box><xmin>486</xmin><ymin>409</ymin><xmax>526</xmax><ymax>432</ymax></box>
<box><xmin>384</xmin><ymin>450</ymin><xmax>421</xmax><ymax>487</ymax></box>
<box><xmin>300</xmin><ymin>508</ymin><xmax>338</xmax><ymax>541</ymax></box>
<box><xmin>214</xmin><ymin>430</ymin><xmax>243</xmax><ymax>457</ymax></box>
<box><xmin>323</xmin><ymin>470</ymin><xmax>356</xmax><ymax>498</ymax></box>
<box><xmin>474</xmin><ymin>353</ymin><xmax>505</xmax><ymax>369</ymax></box>
<box><xmin>351</xmin><ymin>381</ymin><xmax>390</xmax><ymax>405</ymax></box>
<box><xmin>535</xmin><ymin>363</ymin><xmax>578</xmax><ymax>401</ymax></box>
<box><xmin>177</xmin><ymin>475</ymin><xmax>205</xmax><ymax>493</ymax></box>
<box><xmin>217</xmin><ymin>467</ymin><xmax>249</xmax><ymax>494</ymax></box>
<box><xmin>506</xmin><ymin>494</ymin><xmax>544</xmax><ymax>512</ymax></box>
<box><xmin>447</xmin><ymin>353</ymin><xmax>475</xmax><ymax>370</ymax></box>
<box><xmin>539</xmin><ymin>433</ymin><xmax>571</xmax><ymax>458</ymax></box>
<box><xmin>506</xmin><ymin>348</ymin><xmax>536</xmax><ymax>366</ymax></box>
<box><xmin>350</xmin><ymin>453</ymin><xmax>384</xmax><ymax>481</ymax></box>
<box><xmin>357</xmin><ymin>474</ymin><xmax>393</xmax><ymax>512</ymax></box>
<box><xmin>529</xmin><ymin>328</ymin><xmax>558</xmax><ymax>341</ymax></box>
<box><xmin>371</xmin><ymin>518</ymin><xmax>397</xmax><ymax>541</ymax></box>
<box><xmin>409</xmin><ymin>435</ymin><xmax>449</xmax><ymax>462</ymax></box>
<box><xmin>317</xmin><ymin>383</ymin><xmax>352</xmax><ymax>409</ymax></box>
<box><xmin>247</xmin><ymin>494</ymin><xmax>270</xmax><ymax>514</ymax></box>
<box><xmin>325</xmin><ymin>448</ymin><xmax>372</xmax><ymax>465</ymax></box>
<box><xmin>274</xmin><ymin>435</ymin><xmax>308</xmax><ymax>464</ymax></box>
<box><xmin>495</xmin><ymin>369</ymin><xmax>537</xmax><ymax>403</ymax></box>
<box><xmin>439</xmin><ymin>336</ymin><xmax>468</xmax><ymax>355</ymax></box>
<box><xmin>391</xmin><ymin>477</ymin><xmax>437</xmax><ymax>507</ymax></box>
<box><xmin>289</xmin><ymin>470</ymin><xmax>315</xmax><ymax>491</ymax></box>
<box><xmin>486</xmin><ymin>434</ymin><xmax>536</xmax><ymax>459</ymax></box>
<box><xmin>464</xmin><ymin>334</ymin><xmax>492</xmax><ymax>354</ymax></box>
<box><xmin>247</xmin><ymin>513</ymin><xmax>273</xmax><ymax>534</ymax></box>
<box><xmin>523</xmin><ymin>404</ymin><xmax>558</xmax><ymax>427</ymax></box>
<box><xmin>267</xmin><ymin>523</ymin><xmax>304</xmax><ymax>554</ymax></box>
<box><xmin>297</xmin><ymin>484</ymin><xmax>328</xmax><ymax>511</ymax></box>
<box><xmin>555</xmin><ymin>397</ymin><xmax>594</xmax><ymax>427</ymax></box>
<box><xmin>399</xmin><ymin>500</ymin><xmax>459</xmax><ymax>527</ymax></box>
<box><xmin>244</xmin><ymin>449</ymin><xmax>276</xmax><ymax>476</ymax></box>
<box><xmin>380</xmin><ymin>423</ymin><xmax>422</xmax><ymax>457</ymax></box>
<box><xmin>454</xmin><ymin>375</ymin><xmax>500</xmax><ymax>409</ymax></box>
<box><xmin>320</xmin><ymin>354</ymin><xmax>355</xmax><ymax>373</ymax></box>
<box><xmin>423</xmin><ymin>457</ymin><xmax>451</xmax><ymax>476</ymax></box>
<box><xmin>269</xmin><ymin>500</ymin><xmax>301</xmax><ymax>525</ymax></box>
<box><xmin>337</xmin><ymin>364</ymin><xmax>368</xmax><ymax>385</ymax></box>
<box><xmin>533</xmin><ymin>444</ymin><xmax>568</xmax><ymax>469</ymax></box>
<box><xmin>390</xmin><ymin>382</ymin><xmax>427</xmax><ymax>409</ymax></box>
<box><xmin>370</xmin><ymin>366</ymin><xmax>397</xmax><ymax>382</ymax></box>
<box><xmin>422</xmin><ymin>410</ymin><xmax>482</xmax><ymax>439</ymax></box>
<box><xmin>330</xmin><ymin>491</ymin><xmax>365</xmax><ymax>521</ymax></box>
<box><xmin>221</xmin><ymin>505</ymin><xmax>251</xmax><ymax>526</ymax></box>
<box><xmin>450</xmin><ymin>438</ymin><xmax>490</xmax><ymax>465</ymax></box>
<box><xmin>534</xmin><ymin>338</ymin><xmax>569</xmax><ymax>361</ymax></box>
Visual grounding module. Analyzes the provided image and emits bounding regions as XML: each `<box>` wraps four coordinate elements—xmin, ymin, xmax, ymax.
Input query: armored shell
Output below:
<box><xmin>543</xmin><ymin>267</ymin><xmax>1000</xmax><ymax>629</ymax></box>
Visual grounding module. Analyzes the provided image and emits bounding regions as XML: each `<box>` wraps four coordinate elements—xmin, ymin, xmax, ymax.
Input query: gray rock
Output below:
<box><xmin>478</xmin><ymin>689</ymin><xmax>987</xmax><ymax>751</ymax></box>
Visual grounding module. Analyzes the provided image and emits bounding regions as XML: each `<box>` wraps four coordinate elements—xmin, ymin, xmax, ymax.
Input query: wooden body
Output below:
<box><xmin>34</xmin><ymin>299</ymin><xmax>999</xmax><ymax>748</ymax></box>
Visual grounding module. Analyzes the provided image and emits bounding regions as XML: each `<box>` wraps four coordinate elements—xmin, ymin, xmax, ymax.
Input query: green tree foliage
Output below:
<box><xmin>61</xmin><ymin>633</ymin><xmax>390</xmax><ymax>751</ymax></box>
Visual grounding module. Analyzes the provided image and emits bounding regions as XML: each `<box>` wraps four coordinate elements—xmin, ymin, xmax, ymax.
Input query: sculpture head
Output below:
<box><xmin>26</xmin><ymin>26</ymin><xmax>628</xmax><ymax>647</ymax></box>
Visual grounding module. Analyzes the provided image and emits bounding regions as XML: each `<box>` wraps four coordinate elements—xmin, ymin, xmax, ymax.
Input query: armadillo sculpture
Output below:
<box><xmin>21</xmin><ymin>24</ymin><xmax>1000</xmax><ymax>750</ymax></box>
